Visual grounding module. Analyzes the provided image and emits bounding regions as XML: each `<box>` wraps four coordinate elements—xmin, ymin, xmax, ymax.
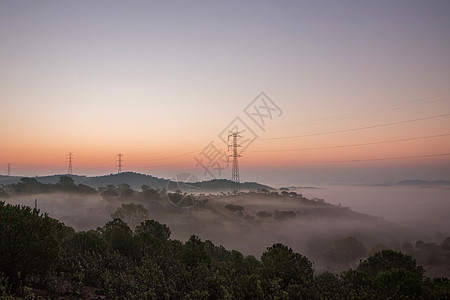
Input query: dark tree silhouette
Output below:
<box><xmin>0</xmin><ymin>202</ymin><xmax>68</xmax><ymax>293</ymax></box>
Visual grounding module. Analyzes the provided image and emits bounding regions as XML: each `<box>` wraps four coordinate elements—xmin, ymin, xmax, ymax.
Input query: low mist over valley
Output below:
<box><xmin>1</xmin><ymin>173</ymin><xmax>449</xmax><ymax>278</ymax></box>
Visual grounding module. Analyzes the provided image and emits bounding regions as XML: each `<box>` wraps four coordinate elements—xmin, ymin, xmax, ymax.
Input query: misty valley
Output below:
<box><xmin>0</xmin><ymin>173</ymin><xmax>449</xmax><ymax>299</ymax></box>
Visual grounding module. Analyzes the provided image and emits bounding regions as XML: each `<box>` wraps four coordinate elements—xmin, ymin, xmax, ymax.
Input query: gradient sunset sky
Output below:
<box><xmin>1</xmin><ymin>0</ymin><xmax>449</xmax><ymax>185</ymax></box>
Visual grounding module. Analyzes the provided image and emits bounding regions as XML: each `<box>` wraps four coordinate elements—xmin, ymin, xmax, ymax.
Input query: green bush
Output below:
<box><xmin>0</xmin><ymin>202</ymin><xmax>67</xmax><ymax>293</ymax></box>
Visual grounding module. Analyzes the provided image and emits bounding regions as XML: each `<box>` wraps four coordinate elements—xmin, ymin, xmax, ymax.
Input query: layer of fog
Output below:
<box><xmin>3</xmin><ymin>185</ymin><xmax>450</xmax><ymax>276</ymax></box>
<box><xmin>294</xmin><ymin>185</ymin><xmax>450</xmax><ymax>236</ymax></box>
<box><xmin>5</xmin><ymin>193</ymin><xmax>117</xmax><ymax>232</ymax></box>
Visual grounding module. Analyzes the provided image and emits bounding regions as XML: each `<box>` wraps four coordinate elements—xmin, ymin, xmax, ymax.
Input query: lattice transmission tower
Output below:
<box><xmin>228</xmin><ymin>131</ymin><xmax>242</xmax><ymax>193</ymax></box>
<box><xmin>67</xmin><ymin>152</ymin><xmax>73</xmax><ymax>175</ymax></box>
<box><xmin>116</xmin><ymin>153</ymin><xmax>123</xmax><ymax>174</ymax></box>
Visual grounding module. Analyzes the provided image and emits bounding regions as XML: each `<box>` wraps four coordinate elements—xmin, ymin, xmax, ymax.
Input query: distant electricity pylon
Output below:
<box><xmin>7</xmin><ymin>163</ymin><xmax>10</xmax><ymax>176</ymax></box>
<box><xmin>116</xmin><ymin>154</ymin><xmax>123</xmax><ymax>174</ymax></box>
<box><xmin>228</xmin><ymin>131</ymin><xmax>242</xmax><ymax>193</ymax></box>
<box><xmin>67</xmin><ymin>152</ymin><xmax>73</xmax><ymax>175</ymax></box>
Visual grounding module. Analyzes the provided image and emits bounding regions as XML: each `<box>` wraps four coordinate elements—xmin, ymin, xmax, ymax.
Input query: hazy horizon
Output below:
<box><xmin>1</xmin><ymin>169</ymin><xmax>450</xmax><ymax>188</ymax></box>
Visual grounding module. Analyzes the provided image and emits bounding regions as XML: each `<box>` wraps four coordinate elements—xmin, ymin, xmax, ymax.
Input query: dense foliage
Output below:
<box><xmin>0</xmin><ymin>176</ymin><xmax>97</xmax><ymax>196</ymax></box>
<box><xmin>0</xmin><ymin>201</ymin><xmax>449</xmax><ymax>299</ymax></box>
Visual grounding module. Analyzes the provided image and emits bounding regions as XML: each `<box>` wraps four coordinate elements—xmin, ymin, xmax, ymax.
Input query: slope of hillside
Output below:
<box><xmin>0</xmin><ymin>172</ymin><xmax>273</xmax><ymax>191</ymax></box>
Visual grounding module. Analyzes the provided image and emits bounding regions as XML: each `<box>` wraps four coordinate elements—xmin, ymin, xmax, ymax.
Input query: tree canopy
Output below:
<box><xmin>0</xmin><ymin>201</ymin><xmax>449</xmax><ymax>299</ymax></box>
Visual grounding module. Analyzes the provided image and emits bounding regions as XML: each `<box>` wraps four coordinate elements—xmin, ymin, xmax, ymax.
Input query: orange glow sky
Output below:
<box><xmin>1</xmin><ymin>1</ymin><xmax>449</xmax><ymax>185</ymax></box>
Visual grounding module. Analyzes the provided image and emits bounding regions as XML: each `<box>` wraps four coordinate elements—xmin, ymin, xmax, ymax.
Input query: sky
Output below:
<box><xmin>1</xmin><ymin>0</ymin><xmax>449</xmax><ymax>185</ymax></box>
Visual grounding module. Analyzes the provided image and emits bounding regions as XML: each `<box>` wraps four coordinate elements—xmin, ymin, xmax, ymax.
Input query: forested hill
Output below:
<box><xmin>1</xmin><ymin>201</ymin><xmax>449</xmax><ymax>299</ymax></box>
<box><xmin>0</xmin><ymin>172</ymin><xmax>273</xmax><ymax>191</ymax></box>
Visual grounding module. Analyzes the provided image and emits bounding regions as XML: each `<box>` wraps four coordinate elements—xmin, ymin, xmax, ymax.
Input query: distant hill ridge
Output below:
<box><xmin>0</xmin><ymin>172</ymin><xmax>273</xmax><ymax>191</ymax></box>
<box><xmin>375</xmin><ymin>179</ymin><xmax>450</xmax><ymax>187</ymax></box>
<box><xmin>395</xmin><ymin>179</ymin><xmax>450</xmax><ymax>186</ymax></box>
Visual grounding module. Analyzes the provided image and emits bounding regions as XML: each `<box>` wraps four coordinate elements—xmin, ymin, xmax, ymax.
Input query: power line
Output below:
<box><xmin>126</xmin><ymin>107</ymin><xmax>450</xmax><ymax>164</ymax></box>
<box><xmin>267</xmin><ymin>93</ymin><xmax>450</xmax><ymax>132</ymax></box>
<box><xmin>126</xmin><ymin>160</ymin><xmax>193</xmax><ymax>169</ymax></box>
<box><xmin>126</xmin><ymin>150</ymin><xmax>199</xmax><ymax>162</ymax></box>
<box><xmin>260</xmin><ymin>113</ymin><xmax>450</xmax><ymax>141</ymax></box>
<box><xmin>68</xmin><ymin>107</ymin><xmax>450</xmax><ymax>168</ymax></box>
<box><xmin>249</xmin><ymin>133</ymin><xmax>450</xmax><ymax>152</ymax></box>
<box><xmin>251</xmin><ymin>152</ymin><xmax>450</xmax><ymax>165</ymax></box>
<box><xmin>306</xmin><ymin>152</ymin><xmax>450</xmax><ymax>164</ymax></box>
<box><xmin>125</xmin><ymin>140</ymin><xmax>208</xmax><ymax>157</ymax></box>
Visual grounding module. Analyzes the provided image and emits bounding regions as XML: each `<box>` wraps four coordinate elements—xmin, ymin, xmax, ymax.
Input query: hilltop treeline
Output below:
<box><xmin>0</xmin><ymin>176</ymin><xmax>164</xmax><ymax>202</ymax></box>
<box><xmin>0</xmin><ymin>173</ymin><xmax>274</xmax><ymax>194</ymax></box>
<box><xmin>0</xmin><ymin>176</ymin><xmax>97</xmax><ymax>196</ymax></box>
<box><xmin>0</xmin><ymin>202</ymin><xmax>449</xmax><ymax>299</ymax></box>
